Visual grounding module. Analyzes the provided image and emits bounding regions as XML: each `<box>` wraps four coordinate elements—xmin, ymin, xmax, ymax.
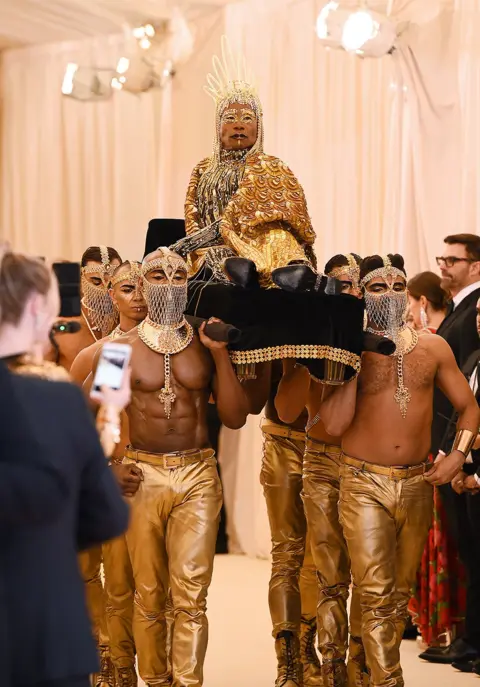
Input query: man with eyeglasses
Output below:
<box><xmin>421</xmin><ymin>233</ymin><xmax>480</xmax><ymax>668</ymax></box>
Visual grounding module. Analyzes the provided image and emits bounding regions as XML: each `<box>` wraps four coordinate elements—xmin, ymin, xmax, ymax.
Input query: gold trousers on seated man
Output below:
<box><xmin>261</xmin><ymin>421</ymin><xmax>317</xmax><ymax>636</ymax></box>
<box><xmin>302</xmin><ymin>439</ymin><xmax>363</xmax><ymax>678</ymax></box>
<box><xmin>78</xmin><ymin>546</ymin><xmax>109</xmax><ymax>648</ymax></box>
<box><xmin>124</xmin><ymin>446</ymin><xmax>222</xmax><ymax>687</ymax></box>
<box><xmin>338</xmin><ymin>456</ymin><xmax>433</xmax><ymax>687</ymax></box>
<box><xmin>103</xmin><ymin>534</ymin><xmax>135</xmax><ymax>671</ymax></box>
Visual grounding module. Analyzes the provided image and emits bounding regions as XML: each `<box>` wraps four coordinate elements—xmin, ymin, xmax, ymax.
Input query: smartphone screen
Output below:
<box><xmin>92</xmin><ymin>344</ymin><xmax>131</xmax><ymax>392</ymax></box>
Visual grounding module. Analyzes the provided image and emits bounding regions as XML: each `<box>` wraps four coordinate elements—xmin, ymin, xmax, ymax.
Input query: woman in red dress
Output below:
<box><xmin>406</xmin><ymin>271</ymin><xmax>466</xmax><ymax>646</ymax></box>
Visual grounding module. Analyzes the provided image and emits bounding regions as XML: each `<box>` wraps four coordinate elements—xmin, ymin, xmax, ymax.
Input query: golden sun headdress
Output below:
<box><xmin>205</xmin><ymin>36</ymin><xmax>264</xmax><ymax>161</ymax></box>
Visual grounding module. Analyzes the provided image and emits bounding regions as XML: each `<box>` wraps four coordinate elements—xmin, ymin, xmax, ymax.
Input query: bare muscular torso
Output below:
<box><xmin>342</xmin><ymin>334</ymin><xmax>438</xmax><ymax>465</ymax></box>
<box><xmin>116</xmin><ymin>329</ymin><xmax>215</xmax><ymax>453</ymax></box>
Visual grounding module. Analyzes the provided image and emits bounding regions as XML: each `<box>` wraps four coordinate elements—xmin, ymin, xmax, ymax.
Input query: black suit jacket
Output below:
<box><xmin>432</xmin><ymin>287</ymin><xmax>480</xmax><ymax>455</ymax></box>
<box><xmin>440</xmin><ymin>349</ymin><xmax>480</xmax><ymax>469</ymax></box>
<box><xmin>0</xmin><ymin>372</ymin><xmax>129</xmax><ymax>686</ymax></box>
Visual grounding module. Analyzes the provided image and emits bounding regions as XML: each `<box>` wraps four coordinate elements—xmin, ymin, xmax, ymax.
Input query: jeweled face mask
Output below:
<box><xmin>142</xmin><ymin>250</ymin><xmax>188</xmax><ymax>326</ymax></box>
<box><xmin>361</xmin><ymin>258</ymin><xmax>408</xmax><ymax>341</ymax></box>
<box><xmin>81</xmin><ymin>247</ymin><xmax>118</xmax><ymax>336</ymax></box>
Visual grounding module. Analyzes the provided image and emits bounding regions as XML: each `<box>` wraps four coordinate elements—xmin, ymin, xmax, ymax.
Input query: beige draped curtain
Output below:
<box><xmin>0</xmin><ymin>10</ymin><xmax>222</xmax><ymax>260</ymax></box>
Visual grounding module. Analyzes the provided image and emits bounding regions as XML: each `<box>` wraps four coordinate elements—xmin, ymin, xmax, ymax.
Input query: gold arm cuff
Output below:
<box><xmin>452</xmin><ymin>429</ymin><xmax>476</xmax><ymax>457</ymax></box>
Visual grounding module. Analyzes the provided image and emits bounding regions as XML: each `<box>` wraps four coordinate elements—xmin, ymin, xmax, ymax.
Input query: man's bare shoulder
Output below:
<box><xmin>418</xmin><ymin>332</ymin><xmax>452</xmax><ymax>357</ymax></box>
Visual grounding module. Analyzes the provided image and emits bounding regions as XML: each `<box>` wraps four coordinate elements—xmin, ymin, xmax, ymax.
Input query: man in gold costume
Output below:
<box><xmin>109</xmin><ymin>248</ymin><xmax>248</xmax><ymax>687</ymax></box>
<box><xmin>308</xmin><ymin>254</ymin><xmax>480</xmax><ymax>687</ymax></box>
<box><xmin>180</xmin><ymin>39</ymin><xmax>316</xmax><ymax>290</ymax></box>
<box><xmin>49</xmin><ymin>245</ymin><xmax>121</xmax><ymax>687</ymax></box>
<box><xmin>245</xmin><ymin>360</ymin><xmax>322</xmax><ymax>687</ymax></box>
<box><xmin>47</xmin><ymin>246</ymin><xmax>122</xmax><ymax>371</ymax></box>
<box><xmin>71</xmin><ymin>261</ymin><xmax>148</xmax><ymax>687</ymax></box>
<box><xmin>275</xmin><ymin>254</ymin><xmax>366</xmax><ymax>687</ymax></box>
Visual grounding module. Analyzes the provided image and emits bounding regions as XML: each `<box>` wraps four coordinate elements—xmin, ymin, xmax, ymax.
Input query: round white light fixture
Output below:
<box><xmin>316</xmin><ymin>3</ymin><xmax>397</xmax><ymax>57</ymax></box>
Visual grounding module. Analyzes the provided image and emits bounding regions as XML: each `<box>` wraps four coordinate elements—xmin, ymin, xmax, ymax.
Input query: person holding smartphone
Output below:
<box><xmin>97</xmin><ymin>247</ymin><xmax>248</xmax><ymax>687</ymax></box>
<box><xmin>0</xmin><ymin>250</ymin><xmax>129</xmax><ymax>687</ymax></box>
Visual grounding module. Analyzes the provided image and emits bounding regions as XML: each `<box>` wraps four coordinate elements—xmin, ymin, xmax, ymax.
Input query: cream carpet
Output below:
<box><xmin>140</xmin><ymin>555</ymin><xmax>474</xmax><ymax>686</ymax></box>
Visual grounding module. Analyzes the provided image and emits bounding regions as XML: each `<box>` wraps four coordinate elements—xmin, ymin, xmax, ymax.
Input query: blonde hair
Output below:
<box><xmin>0</xmin><ymin>251</ymin><xmax>51</xmax><ymax>326</ymax></box>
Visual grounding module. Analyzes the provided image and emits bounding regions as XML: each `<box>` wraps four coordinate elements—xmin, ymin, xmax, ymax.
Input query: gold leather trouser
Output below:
<box><xmin>78</xmin><ymin>546</ymin><xmax>109</xmax><ymax>647</ymax></box>
<box><xmin>302</xmin><ymin>440</ymin><xmax>362</xmax><ymax>663</ymax></box>
<box><xmin>125</xmin><ymin>447</ymin><xmax>222</xmax><ymax>687</ymax></box>
<box><xmin>261</xmin><ymin>420</ymin><xmax>317</xmax><ymax>636</ymax></box>
<box><xmin>339</xmin><ymin>456</ymin><xmax>433</xmax><ymax>687</ymax></box>
<box><xmin>103</xmin><ymin>534</ymin><xmax>135</xmax><ymax>669</ymax></box>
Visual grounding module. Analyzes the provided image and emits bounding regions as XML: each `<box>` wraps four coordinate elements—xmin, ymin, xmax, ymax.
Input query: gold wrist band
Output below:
<box><xmin>453</xmin><ymin>429</ymin><xmax>476</xmax><ymax>457</ymax></box>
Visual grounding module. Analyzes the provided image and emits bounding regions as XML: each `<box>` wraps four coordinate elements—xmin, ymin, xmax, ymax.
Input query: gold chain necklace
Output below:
<box><xmin>392</xmin><ymin>327</ymin><xmax>419</xmax><ymax>418</ymax></box>
<box><xmin>109</xmin><ymin>325</ymin><xmax>124</xmax><ymax>340</ymax></box>
<box><xmin>137</xmin><ymin>317</ymin><xmax>194</xmax><ymax>419</ymax></box>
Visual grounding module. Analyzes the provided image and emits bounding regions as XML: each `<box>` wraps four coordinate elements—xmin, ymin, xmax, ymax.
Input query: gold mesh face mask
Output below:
<box><xmin>141</xmin><ymin>250</ymin><xmax>188</xmax><ymax>327</ymax></box>
<box><xmin>138</xmin><ymin>249</ymin><xmax>194</xmax><ymax>419</ymax></box>
<box><xmin>361</xmin><ymin>257</ymin><xmax>408</xmax><ymax>341</ymax></box>
<box><xmin>361</xmin><ymin>256</ymin><xmax>418</xmax><ymax>418</ymax></box>
<box><xmin>81</xmin><ymin>246</ymin><xmax>118</xmax><ymax>337</ymax></box>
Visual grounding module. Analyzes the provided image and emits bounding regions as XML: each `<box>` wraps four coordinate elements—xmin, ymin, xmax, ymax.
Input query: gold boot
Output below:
<box><xmin>275</xmin><ymin>632</ymin><xmax>303</xmax><ymax>687</ymax></box>
<box><xmin>115</xmin><ymin>667</ymin><xmax>138</xmax><ymax>687</ymax></box>
<box><xmin>346</xmin><ymin>636</ymin><xmax>368</xmax><ymax>687</ymax></box>
<box><xmin>92</xmin><ymin>646</ymin><xmax>116</xmax><ymax>687</ymax></box>
<box><xmin>300</xmin><ymin>618</ymin><xmax>323</xmax><ymax>686</ymax></box>
<box><xmin>321</xmin><ymin>660</ymin><xmax>347</xmax><ymax>687</ymax></box>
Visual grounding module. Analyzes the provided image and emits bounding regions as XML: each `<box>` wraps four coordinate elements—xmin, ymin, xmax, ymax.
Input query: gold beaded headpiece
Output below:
<box><xmin>81</xmin><ymin>245</ymin><xmax>115</xmax><ymax>281</ymax></box>
<box><xmin>328</xmin><ymin>254</ymin><xmax>361</xmax><ymax>288</ymax></box>
<box><xmin>141</xmin><ymin>248</ymin><xmax>188</xmax><ymax>280</ymax></box>
<box><xmin>205</xmin><ymin>36</ymin><xmax>264</xmax><ymax>162</ymax></box>
<box><xmin>110</xmin><ymin>261</ymin><xmax>142</xmax><ymax>287</ymax></box>
<box><xmin>360</xmin><ymin>255</ymin><xmax>406</xmax><ymax>289</ymax></box>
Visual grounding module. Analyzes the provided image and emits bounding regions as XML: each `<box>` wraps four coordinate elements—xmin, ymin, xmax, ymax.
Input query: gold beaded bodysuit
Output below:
<box><xmin>183</xmin><ymin>38</ymin><xmax>316</xmax><ymax>288</ymax></box>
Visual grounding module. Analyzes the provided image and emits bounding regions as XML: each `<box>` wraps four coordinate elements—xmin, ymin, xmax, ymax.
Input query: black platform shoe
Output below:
<box><xmin>224</xmin><ymin>257</ymin><xmax>260</xmax><ymax>289</ymax></box>
<box><xmin>272</xmin><ymin>264</ymin><xmax>344</xmax><ymax>294</ymax></box>
<box><xmin>271</xmin><ymin>264</ymin><xmax>317</xmax><ymax>292</ymax></box>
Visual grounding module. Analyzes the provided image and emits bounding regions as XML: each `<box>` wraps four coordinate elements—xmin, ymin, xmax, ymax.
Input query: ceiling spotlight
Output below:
<box><xmin>317</xmin><ymin>3</ymin><xmax>397</xmax><ymax>57</ymax></box>
<box><xmin>139</xmin><ymin>37</ymin><xmax>151</xmax><ymax>50</ymax></box>
<box><xmin>112</xmin><ymin>56</ymin><xmax>159</xmax><ymax>94</ymax></box>
<box><xmin>145</xmin><ymin>24</ymin><xmax>155</xmax><ymax>38</ymax></box>
<box><xmin>342</xmin><ymin>11</ymin><xmax>378</xmax><ymax>52</ymax></box>
<box><xmin>62</xmin><ymin>64</ymin><xmax>115</xmax><ymax>101</ymax></box>
<box><xmin>116</xmin><ymin>57</ymin><xmax>130</xmax><ymax>74</ymax></box>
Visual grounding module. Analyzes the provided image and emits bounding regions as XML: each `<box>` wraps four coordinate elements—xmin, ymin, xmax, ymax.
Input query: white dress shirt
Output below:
<box><xmin>452</xmin><ymin>281</ymin><xmax>480</xmax><ymax>310</ymax></box>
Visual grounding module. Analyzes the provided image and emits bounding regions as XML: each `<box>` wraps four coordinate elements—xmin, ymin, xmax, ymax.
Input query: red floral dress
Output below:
<box><xmin>408</xmin><ymin>487</ymin><xmax>466</xmax><ymax>645</ymax></box>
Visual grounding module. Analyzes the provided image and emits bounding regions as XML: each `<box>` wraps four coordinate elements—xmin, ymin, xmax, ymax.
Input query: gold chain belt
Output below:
<box><xmin>261</xmin><ymin>419</ymin><xmax>306</xmax><ymax>442</ymax></box>
<box><xmin>343</xmin><ymin>454</ymin><xmax>428</xmax><ymax>480</ymax></box>
<box><xmin>125</xmin><ymin>445</ymin><xmax>215</xmax><ymax>469</ymax></box>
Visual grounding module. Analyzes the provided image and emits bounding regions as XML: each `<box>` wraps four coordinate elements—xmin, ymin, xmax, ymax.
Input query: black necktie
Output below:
<box><xmin>445</xmin><ymin>301</ymin><xmax>455</xmax><ymax>317</ymax></box>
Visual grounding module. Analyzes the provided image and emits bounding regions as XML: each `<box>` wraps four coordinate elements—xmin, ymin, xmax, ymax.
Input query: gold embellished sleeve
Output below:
<box><xmin>184</xmin><ymin>158</ymin><xmax>210</xmax><ymax>236</ymax></box>
<box><xmin>220</xmin><ymin>154</ymin><xmax>316</xmax><ymax>247</ymax></box>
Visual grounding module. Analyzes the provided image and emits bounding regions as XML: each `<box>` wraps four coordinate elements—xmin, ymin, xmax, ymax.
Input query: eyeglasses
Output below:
<box><xmin>436</xmin><ymin>256</ymin><xmax>474</xmax><ymax>268</ymax></box>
